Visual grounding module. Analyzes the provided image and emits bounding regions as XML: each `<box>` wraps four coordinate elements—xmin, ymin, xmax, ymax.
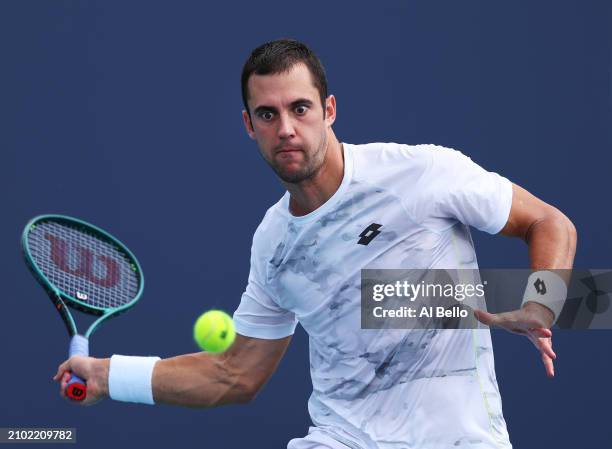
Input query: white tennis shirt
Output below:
<box><xmin>234</xmin><ymin>142</ymin><xmax>514</xmax><ymax>449</ymax></box>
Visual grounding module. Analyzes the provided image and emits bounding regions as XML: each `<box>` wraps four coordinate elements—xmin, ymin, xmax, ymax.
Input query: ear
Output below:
<box><xmin>242</xmin><ymin>110</ymin><xmax>256</xmax><ymax>140</ymax></box>
<box><xmin>324</xmin><ymin>95</ymin><xmax>336</xmax><ymax>127</ymax></box>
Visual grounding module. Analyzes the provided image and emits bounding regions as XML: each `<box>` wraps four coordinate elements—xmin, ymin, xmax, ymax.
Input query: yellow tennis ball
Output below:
<box><xmin>193</xmin><ymin>310</ymin><xmax>236</xmax><ymax>353</ymax></box>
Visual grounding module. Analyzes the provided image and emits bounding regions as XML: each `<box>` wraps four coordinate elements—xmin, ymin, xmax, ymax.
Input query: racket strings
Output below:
<box><xmin>28</xmin><ymin>221</ymin><xmax>140</xmax><ymax>309</ymax></box>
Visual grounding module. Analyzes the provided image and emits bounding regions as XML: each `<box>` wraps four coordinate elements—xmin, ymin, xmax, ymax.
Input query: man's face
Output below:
<box><xmin>242</xmin><ymin>63</ymin><xmax>335</xmax><ymax>184</ymax></box>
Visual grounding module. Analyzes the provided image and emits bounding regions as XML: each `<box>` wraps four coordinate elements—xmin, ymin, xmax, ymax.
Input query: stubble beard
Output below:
<box><xmin>267</xmin><ymin>130</ymin><xmax>328</xmax><ymax>184</ymax></box>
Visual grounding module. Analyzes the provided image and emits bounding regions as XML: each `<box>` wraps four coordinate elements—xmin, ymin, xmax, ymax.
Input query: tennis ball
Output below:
<box><xmin>193</xmin><ymin>310</ymin><xmax>236</xmax><ymax>353</ymax></box>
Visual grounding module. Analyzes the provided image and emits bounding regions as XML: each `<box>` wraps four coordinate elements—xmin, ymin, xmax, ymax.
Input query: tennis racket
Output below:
<box><xmin>21</xmin><ymin>214</ymin><xmax>144</xmax><ymax>401</ymax></box>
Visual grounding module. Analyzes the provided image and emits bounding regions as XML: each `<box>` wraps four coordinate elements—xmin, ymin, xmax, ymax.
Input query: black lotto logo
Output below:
<box><xmin>358</xmin><ymin>223</ymin><xmax>382</xmax><ymax>246</ymax></box>
<box><xmin>534</xmin><ymin>278</ymin><xmax>547</xmax><ymax>295</ymax></box>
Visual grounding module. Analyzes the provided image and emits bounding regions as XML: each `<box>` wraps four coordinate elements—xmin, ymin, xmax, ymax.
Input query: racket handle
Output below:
<box><xmin>66</xmin><ymin>335</ymin><xmax>89</xmax><ymax>401</ymax></box>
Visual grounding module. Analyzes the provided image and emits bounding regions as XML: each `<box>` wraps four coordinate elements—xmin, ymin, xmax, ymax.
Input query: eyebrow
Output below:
<box><xmin>253</xmin><ymin>98</ymin><xmax>314</xmax><ymax>116</ymax></box>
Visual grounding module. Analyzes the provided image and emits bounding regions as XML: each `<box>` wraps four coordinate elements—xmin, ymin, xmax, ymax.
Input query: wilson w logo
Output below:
<box><xmin>45</xmin><ymin>233</ymin><xmax>120</xmax><ymax>288</ymax></box>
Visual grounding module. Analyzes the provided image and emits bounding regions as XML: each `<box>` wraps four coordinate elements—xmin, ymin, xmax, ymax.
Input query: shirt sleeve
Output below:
<box><xmin>233</xmin><ymin>228</ymin><xmax>298</xmax><ymax>339</ymax></box>
<box><xmin>418</xmin><ymin>145</ymin><xmax>513</xmax><ymax>234</ymax></box>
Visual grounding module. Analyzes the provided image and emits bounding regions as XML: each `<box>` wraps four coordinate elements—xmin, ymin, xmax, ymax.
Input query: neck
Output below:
<box><xmin>284</xmin><ymin>132</ymin><xmax>344</xmax><ymax>217</ymax></box>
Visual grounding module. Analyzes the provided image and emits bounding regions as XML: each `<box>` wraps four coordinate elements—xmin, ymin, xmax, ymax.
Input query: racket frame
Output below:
<box><xmin>21</xmin><ymin>214</ymin><xmax>145</xmax><ymax>338</ymax></box>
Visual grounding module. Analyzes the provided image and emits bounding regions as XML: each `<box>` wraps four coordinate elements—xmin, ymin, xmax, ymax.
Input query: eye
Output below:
<box><xmin>258</xmin><ymin>111</ymin><xmax>275</xmax><ymax>121</ymax></box>
<box><xmin>295</xmin><ymin>105</ymin><xmax>309</xmax><ymax>115</ymax></box>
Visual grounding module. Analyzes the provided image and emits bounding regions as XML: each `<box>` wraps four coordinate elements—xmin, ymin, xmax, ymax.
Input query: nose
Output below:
<box><xmin>277</xmin><ymin>112</ymin><xmax>295</xmax><ymax>140</ymax></box>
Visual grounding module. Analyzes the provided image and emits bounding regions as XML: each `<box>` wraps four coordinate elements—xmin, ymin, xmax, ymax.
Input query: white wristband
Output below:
<box><xmin>521</xmin><ymin>271</ymin><xmax>567</xmax><ymax>323</ymax></box>
<box><xmin>108</xmin><ymin>355</ymin><xmax>160</xmax><ymax>405</ymax></box>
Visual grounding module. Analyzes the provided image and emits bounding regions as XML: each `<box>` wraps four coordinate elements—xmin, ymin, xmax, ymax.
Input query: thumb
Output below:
<box><xmin>474</xmin><ymin>309</ymin><xmax>497</xmax><ymax>326</ymax></box>
<box><xmin>53</xmin><ymin>359</ymin><xmax>72</xmax><ymax>381</ymax></box>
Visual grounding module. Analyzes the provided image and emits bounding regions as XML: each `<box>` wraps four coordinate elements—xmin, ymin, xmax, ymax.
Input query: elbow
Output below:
<box><xmin>549</xmin><ymin>208</ymin><xmax>578</xmax><ymax>262</ymax></box>
<box><xmin>525</xmin><ymin>207</ymin><xmax>575</xmax><ymax>243</ymax></box>
<box><xmin>213</xmin><ymin>370</ymin><xmax>264</xmax><ymax>406</ymax></box>
<box><xmin>543</xmin><ymin>207</ymin><xmax>577</xmax><ymax>238</ymax></box>
<box><xmin>556</xmin><ymin>209</ymin><xmax>577</xmax><ymax>248</ymax></box>
<box><xmin>232</xmin><ymin>378</ymin><xmax>262</xmax><ymax>405</ymax></box>
<box><xmin>240</xmin><ymin>374</ymin><xmax>268</xmax><ymax>404</ymax></box>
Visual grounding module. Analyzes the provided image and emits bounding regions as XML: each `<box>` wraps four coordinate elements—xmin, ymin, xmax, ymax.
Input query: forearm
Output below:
<box><xmin>151</xmin><ymin>352</ymin><xmax>252</xmax><ymax>407</ymax></box>
<box><xmin>79</xmin><ymin>335</ymin><xmax>290</xmax><ymax>408</ymax></box>
<box><xmin>522</xmin><ymin>211</ymin><xmax>577</xmax><ymax>324</ymax></box>
<box><xmin>90</xmin><ymin>351</ymin><xmax>251</xmax><ymax>408</ymax></box>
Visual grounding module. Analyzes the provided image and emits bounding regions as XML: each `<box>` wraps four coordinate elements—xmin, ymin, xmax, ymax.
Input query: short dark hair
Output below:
<box><xmin>241</xmin><ymin>39</ymin><xmax>328</xmax><ymax>115</ymax></box>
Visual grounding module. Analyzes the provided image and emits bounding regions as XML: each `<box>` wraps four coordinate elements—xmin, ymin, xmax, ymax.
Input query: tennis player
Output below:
<box><xmin>54</xmin><ymin>39</ymin><xmax>577</xmax><ymax>449</ymax></box>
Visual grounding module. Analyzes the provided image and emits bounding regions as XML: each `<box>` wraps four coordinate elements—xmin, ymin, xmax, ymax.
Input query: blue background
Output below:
<box><xmin>1</xmin><ymin>1</ymin><xmax>611</xmax><ymax>448</ymax></box>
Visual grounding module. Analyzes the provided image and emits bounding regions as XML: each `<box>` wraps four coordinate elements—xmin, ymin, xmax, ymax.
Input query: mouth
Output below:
<box><xmin>276</xmin><ymin>147</ymin><xmax>302</xmax><ymax>154</ymax></box>
<box><xmin>275</xmin><ymin>147</ymin><xmax>303</xmax><ymax>160</ymax></box>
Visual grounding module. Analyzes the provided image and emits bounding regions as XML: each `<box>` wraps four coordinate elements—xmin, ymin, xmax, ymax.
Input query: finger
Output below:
<box><xmin>61</xmin><ymin>372</ymin><xmax>71</xmax><ymax>388</ymax></box>
<box><xmin>474</xmin><ymin>309</ymin><xmax>501</xmax><ymax>327</ymax></box>
<box><xmin>59</xmin><ymin>371</ymin><xmax>70</xmax><ymax>399</ymax></box>
<box><xmin>527</xmin><ymin>331</ymin><xmax>556</xmax><ymax>359</ymax></box>
<box><xmin>529</xmin><ymin>328</ymin><xmax>553</xmax><ymax>338</ymax></box>
<box><xmin>53</xmin><ymin>360</ymin><xmax>71</xmax><ymax>381</ymax></box>
<box><xmin>482</xmin><ymin>310</ymin><xmax>524</xmax><ymax>328</ymax></box>
<box><xmin>539</xmin><ymin>337</ymin><xmax>556</xmax><ymax>360</ymax></box>
<box><xmin>542</xmin><ymin>352</ymin><xmax>555</xmax><ymax>378</ymax></box>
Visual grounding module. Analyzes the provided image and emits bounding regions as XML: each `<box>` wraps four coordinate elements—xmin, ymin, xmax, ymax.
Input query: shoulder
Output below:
<box><xmin>425</xmin><ymin>144</ymin><xmax>477</xmax><ymax>170</ymax></box>
<box><xmin>349</xmin><ymin>141</ymin><xmax>433</xmax><ymax>164</ymax></box>
<box><xmin>347</xmin><ymin>142</ymin><xmax>457</xmax><ymax>185</ymax></box>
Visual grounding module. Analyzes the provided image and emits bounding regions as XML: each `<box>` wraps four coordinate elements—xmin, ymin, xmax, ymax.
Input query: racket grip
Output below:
<box><xmin>66</xmin><ymin>335</ymin><xmax>89</xmax><ymax>401</ymax></box>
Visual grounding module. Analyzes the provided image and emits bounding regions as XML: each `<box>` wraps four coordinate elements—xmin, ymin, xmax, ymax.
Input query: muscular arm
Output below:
<box><xmin>153</xmin><ymin>334</ymin><xmax>292</xmax><ymax>407</ymax></box>
<box><xmin>475</xmin><ymin>182</ymin><xmax>578</xmax><ymax>376</ymax></box>
<box><xmin>54</xmin><ymin>333</ymin><xmax>292</xmax><ymax>407</ymax></box>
